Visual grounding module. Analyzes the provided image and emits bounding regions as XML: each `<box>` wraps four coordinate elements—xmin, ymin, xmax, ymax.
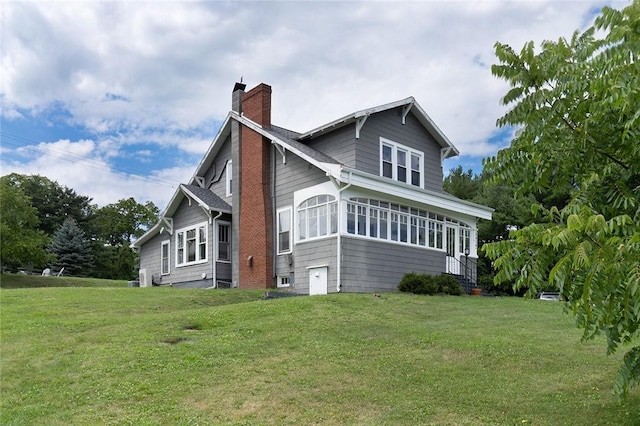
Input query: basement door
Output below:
<box><xmin>308</xmin><ymin>266</ymin><xmax>328</xmax><ymax>295</ymax></box>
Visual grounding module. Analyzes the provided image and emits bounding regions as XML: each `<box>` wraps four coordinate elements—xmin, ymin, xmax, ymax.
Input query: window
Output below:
<box><xmin>161</xmin><ymin>240</ymin><xmax>170</xmax><ymax>275</ymax></box>
<box><xmin>345</xmin><ymin>198</ymin><xmax>472</xmax><ymax>253</ymax></box>
<box><xmin>226</xmin><ymin>160</ymin><xmax>232</xmax><ymax>196</ymax></box>
<box><xmin>218</xmin><ymin>223</ymin><xmax>230</xmax><ymax>261</ymax></box>
<box><xmin>277</xmin><ymin>276</ymin><xmax>290</xmax><ymax>288</ymax></box>
<box><xmin>176</xmin><ymin>223</ymin><xmax>208</xmax><ymax>266</ymax></box>
<box><xmin>298</xmin><ymin>195</ymin><xmax>338</xmax><ymax>241</ymax></box>
<box><xmin>380</xmin><ymin>138</ymin><xmax>423</xmax><ymax>187</ymax></box>
<box><xmin>277</xmin><ymin>207</ymin><xmax>292</xmax><ymax>254</ymax></box>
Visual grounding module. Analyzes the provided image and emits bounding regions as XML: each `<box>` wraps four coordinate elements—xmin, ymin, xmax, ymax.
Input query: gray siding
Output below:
<box><xmin>205</xmin><ymin>136</ymin><xmax>232</xmax><ymax>205</ymax></box>
<box><xmin>305</xmin><ymin>125</ymin><xmax>356</xmax><ymax>167</ymax></box>
<box><xmin>273</xmin><ymin>146</ymin><xmax>331</xmax><ymax>281</ymax></box>
<box><xmin>139</xmin><ymin>198</ymin><xmax>214</xmax><ymax>287</ymax></box>
<box><xmin>292</xmin><ymin>237</ymin><xmax>338</xmax><ymax>294</ymax></box>
<box><xmin>340</xmin><ymin>237</ymin><xmax>445</xmax><ymax>293</ymax></box>
<box><xmin>356</xmin><ymin>109</ymin><xmax>444</xmax><ymax>192</ymax></box>
<box><xmin>138</xmin><ymin>231</ymin><xmax>167</xmax><ymax>284</ymax></box>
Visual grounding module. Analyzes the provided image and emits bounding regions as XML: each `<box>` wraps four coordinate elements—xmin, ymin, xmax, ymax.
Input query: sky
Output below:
<box><xmin>0</xmin><ymin>0</ymin><xmax>626</xmax><ymax>208</ymax></box>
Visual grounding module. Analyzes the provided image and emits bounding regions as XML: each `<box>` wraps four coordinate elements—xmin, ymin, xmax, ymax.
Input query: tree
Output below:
<box><xmin>443</xmin><ymin>166</ymin><xmax>481</xmax><ymax>200</ymax></box>
<box><xmin>49</xmin><ymin>218</ymin><xmax>92</xmax><ymax>276</ymax></box>
<box><xmin>0</xmin><ymin>178</ymin><xmax>51</xmax><ymax>271</ymax></box>
<box><xmin>93</xmin><ymin>197</ymin><xmax>159</xmax><ymax>246</ymax></box>
<box><xmin>3</xmin><ymin>173</ymin><xmax>93</xmax><ymax>236</ymax></box>
<box><xmin>483</xmin><ymin>1</ymin><xmax>640</xmax><ymax>397</ymax></box>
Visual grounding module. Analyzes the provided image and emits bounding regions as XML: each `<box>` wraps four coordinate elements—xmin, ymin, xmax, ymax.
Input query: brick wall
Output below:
<box><xmin>238</xmin><ymin>84</ymin><xmax>273</xmax><ymax>288</ymax></box>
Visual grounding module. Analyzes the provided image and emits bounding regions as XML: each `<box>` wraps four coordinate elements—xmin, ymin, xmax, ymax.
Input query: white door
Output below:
<box><xmin>308</xmin><ymin>267</ymin><xmax>328</xmax><ymax>295</ymax></box>
<box><xmin>445</xmin><ymin>225</ymin><xmax>460</xmax><ymax>275</ymax></box>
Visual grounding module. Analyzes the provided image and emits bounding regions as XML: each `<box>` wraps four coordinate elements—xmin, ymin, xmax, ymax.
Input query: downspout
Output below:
<box><xmin>335</xmin><ymin>170</ymin><xmax>352</xmax><ymax>293</ymax></box>
<box><xmin>211</xmin><ymin>211</ymin><xmax>223</xmax><ymax>288</ymax></box>
<box><xmin>271</xmin><ymin>143</ymin><xmax>276</xmax><ymax>286</ymax></box>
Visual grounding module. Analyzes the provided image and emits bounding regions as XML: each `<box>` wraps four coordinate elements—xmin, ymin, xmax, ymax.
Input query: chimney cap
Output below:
<box><xmin>233</xmin><ymin>82</ymin><xmax>246</xmax><ymax>92</ymax></box>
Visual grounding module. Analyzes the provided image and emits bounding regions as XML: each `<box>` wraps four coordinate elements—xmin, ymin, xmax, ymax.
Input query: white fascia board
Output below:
<box><xmin>231</xmin><ymin>112</ymin><xmax>339</xmax><ymax>179</ymax></box>
<box><xmin>341</xmin><ymin>169</ymin><xmax>493</xmax><ymax>220</ymax></box>
<box><xmin>130</xmin><ymin>221</ymin><xmax>163</xmax><ymax>249</ymax></box>
<box><xmin>190</xmin><ymin>113</ymin><xmax>233</xmax><ymax>182</ymax></box>
<box><xmin>298</xmin><ymin>97</ymin><xmax>415</xmax><ymax>139</ymax></box>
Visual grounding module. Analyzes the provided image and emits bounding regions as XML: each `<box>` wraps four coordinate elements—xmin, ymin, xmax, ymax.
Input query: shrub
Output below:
<box><xmin>398</xmin><ymin>272</ymin><xmax>423</xmax><ymax>294</ymax></box>
<box><xmin>398</xmin><ymin>273</ymin><xmax>443</xmax><ymax>295</ymax></box>
<box><xmin>436</xmin><ymin>274</ymin><xmax>463</xmax><ymax>295</ymax></box>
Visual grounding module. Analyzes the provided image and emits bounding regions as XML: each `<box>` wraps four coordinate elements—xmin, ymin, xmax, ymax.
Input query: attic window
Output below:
<box><xmin>226</xmin><ymin>161</ymin><xmax>232</xmax><ymax>197</ymax></box>
<box><xmin>380</xmin><ymin>137</ymin><xmax>423</xmax><ymax>188</ymax></box>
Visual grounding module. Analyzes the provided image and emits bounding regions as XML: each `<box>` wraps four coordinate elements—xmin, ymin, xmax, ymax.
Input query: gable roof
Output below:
<box><xmin>295</xmin><ymin>97</ymin><xmax>460</xmax><ymax>159</ymax></box>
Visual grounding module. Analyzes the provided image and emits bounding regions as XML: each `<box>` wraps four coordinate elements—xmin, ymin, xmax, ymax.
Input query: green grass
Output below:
<box><xmin>1</xmin><ymin>286</ymin><xmax>638</xmax><ymax>425</ymax></box>
<box><xmin>0</xmin><ymin>274</ymin><xmax>128</xmax><ymax>289</ymax></box>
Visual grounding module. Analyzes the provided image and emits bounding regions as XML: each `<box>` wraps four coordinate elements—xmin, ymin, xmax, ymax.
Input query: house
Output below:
<box><xmin>131</xmin><ymin>82</ymin><xmax>493</xmax><ymax>294</ymax></box>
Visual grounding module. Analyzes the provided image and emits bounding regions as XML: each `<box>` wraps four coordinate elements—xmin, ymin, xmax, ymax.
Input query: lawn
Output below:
<box><xmin>1</xmin><ymin>284</ymin><xmax>638</xmax><ymax>425</ymax></box>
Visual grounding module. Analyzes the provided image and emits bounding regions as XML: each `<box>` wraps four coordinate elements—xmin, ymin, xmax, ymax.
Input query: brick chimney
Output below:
<box><xmin>237</xmin><ymin>83</ymin><xmax>273</xmax><ymax>289</ymax></box>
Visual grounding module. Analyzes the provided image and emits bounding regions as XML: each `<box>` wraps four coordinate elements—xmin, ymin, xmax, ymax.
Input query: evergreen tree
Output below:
<box><xmin>49</xmin><ymin>218</ymin><xmax>92</xmax><ymax>276</ymax></box>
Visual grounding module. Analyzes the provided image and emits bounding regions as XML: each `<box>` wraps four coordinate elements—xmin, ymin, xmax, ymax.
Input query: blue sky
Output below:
<box><xmin>0</xmin><ymin>1</ymin><xmax>618</xmax><ymax>208</ymax></box>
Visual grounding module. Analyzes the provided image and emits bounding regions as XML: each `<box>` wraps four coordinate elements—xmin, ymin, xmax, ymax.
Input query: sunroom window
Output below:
<box><xmin>298</xmin><ymin>195</ymin><xmax>338</xmax><ymax>241</ymax></box>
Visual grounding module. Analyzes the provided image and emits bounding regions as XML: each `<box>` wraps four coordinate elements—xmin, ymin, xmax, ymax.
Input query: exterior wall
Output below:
<box><xmin>292</xmin><ymin>236</ymin><xmax>338</xmax><ymax>294</ymax></box>
<box><xmin>340</xmin><ymin>236</ymin><xmax>446</xmax><ymax>293</ymax></box>
<box><xmin>205</xmin><ymin>136</ymin><xmax>233</xmax><ymax>205</ymax></box>
<box><xmin>305</xmin><ymin>125</ymin><xmax>356</xmax><ymax>167</ymax></box>
<box><xmin>356</xmin><ymin>109</ymin><xmax>444</xmax><ymax>192</ymax></box>
<box><xmin>273</xmin><ymin>148</ymin><xmax>331</xmax><ymax>287</ymax></box>
<box><xmin>138</xmin><ymin>231</ymin><xmax>166</xmax><ymax>285</ymax></box>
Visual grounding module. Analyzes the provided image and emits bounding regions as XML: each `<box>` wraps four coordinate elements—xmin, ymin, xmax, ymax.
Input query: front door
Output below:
<box><xmin>445</xmin><ymin>226</ymin><xmax>460</xmax><ymax>274</ymax></box>
<box><xmin>308</xmin><ymin>267</ymin><xmax>328</xmax><ymax>295</ymax></box>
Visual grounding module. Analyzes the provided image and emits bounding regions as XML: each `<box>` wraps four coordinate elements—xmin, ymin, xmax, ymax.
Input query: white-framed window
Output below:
<box><xmin>380</xmin><ymin>138</ymin><xmax>424</xmax><ymax>187</ymax></box>
<box><xmin>345</xmin><ymin>198</ymin><xmax>469</xmax><ymax>253</ymax></box>
<box><xmin>160</xmin><ymin>240</ymin><xmax>170</xmax><ymax>275</ymax></box>
<box><xmin>226</xmin><ymin>160</ymin><xmax>233</xmax><ymax>197</ymax></box>
<box><xmin>298</xmin><ymin>195</ymin><xmax>338</xmax><ymax>241</ymax></box>
<box><xmin>277</xmin><ymin>275</ymin><xmax>291</xmax><ymax>288</ymax></box>
<box><xmin>217</xmin><ymin>222</ymin><xmax>231</xmax><ymax>262</ymax></box>
<box><xmin>176</xmin><ymin>222</ymin><xmax>208</xmax><ymax>266</ymax></box>
<box><xmin>277</xmin><ymin>207</ymin><xmax>292</xmax><ymax>254</ymax></box>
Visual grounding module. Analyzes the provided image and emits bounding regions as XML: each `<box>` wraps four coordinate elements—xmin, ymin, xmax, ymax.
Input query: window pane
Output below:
<box><xmin>279</xmin><ymin>231</ymin><xmax>290</xmax><ymax>252</ymax></box>
<box><xmin>383</xmin><ymin>162</ymin><xmax>393</xmax><ymax>178</ymax></box>
<box><xmin>382</xmin><ymin>145</ymin><xmax>392</xmax><ymax>161</ymax></box>
<box><xmin>357</xmin><ymin>205</ymin><xmax>366</xmax><ymax>236</ymax></box>
<box><xmin>347</xmin><ymin>204</ymin><xmax>355</xmax><ymax>234</ymax></box>
<box><xmin>400</xmin><ymin>215</ymin><xmax>408</xmax><ymax>242</ymax></box>
<box><xmin>309</xmin><ymin>207</ymin><xmax>318</xmax><ymax>238</ymax></box>
<box><xmin>390</xmin><ymin>213</ymin><xmax>399</xmax><ymax>241</ymax></box>
<box><xmin>299</xmin><ymin>212</ymin><xmax>307</xmax><ymax>240</ymax></box>
<box><xmin>318</xmin><ymin>205</ymin><xmax>328</xmax><ymax>236</ymax></box>
<box><xmin>330</xmin><ymin>203</ymin><xmax>338</xmax><ymax>234</ymax></box>
<box><xmin>187</xmin><ymin>240</ymin><xmax>196</xmax><ymax>262</ymax></box>
<box><xmin>397</xmin><ymin>150</ymin><xmax>406</xmax><ymax>166</ymax></box>
<box><xmin>411</xmin><ymin>170</ymin><xmax>420</xmax><ymax>186</ymax></box>
<box><xmin>411</xmin><ymin>153</ymin><xmax>420</xmax><ymax>170</ymax></box>
<box><xmin>380</xmin><ymin>211</ymin><xmax>388</xmax><ymax>239</ymax></box>
<box><xmin>279</xmin><ymin>210</ymin><xmax>290</xmax><ymax>232</ymax></box>
<box><xmin>370</xmin><ymin>209</ymin><xmax>378</xmax><ymax>238</ymax></box>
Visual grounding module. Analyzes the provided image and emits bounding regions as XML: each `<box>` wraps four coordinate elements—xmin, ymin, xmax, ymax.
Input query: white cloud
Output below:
<box><xmin>0</xmin><ymin>0</ymin><xmax>626</xmax><ymax>207</ymax></box>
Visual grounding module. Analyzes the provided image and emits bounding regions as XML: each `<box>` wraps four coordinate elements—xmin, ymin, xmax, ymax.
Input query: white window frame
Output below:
<box><xmin>277</xmin><ymin>207</ymin><xmax>292</xmax><ymax>254</ymax></box>
<box><xmin>217</xmin><ymin>221</ymin><xmax>231</xmax><ymax>262</ymax></box>
<box><xmin>379</xmin><ymin>137</ymin><xmax>424</xmax><ymax>188</ymax></box>
<box><xmin>160</xmin><ymin>240</ymin><xmax>170</xmax><ymax>275</ymax></box>
<box><xmin>226</xmin><ymin>160</ymin><xmax>233</xmax><ymax>197</ymax></box>
<box><xmin>277</xmin><ymin>275</ymin><xmax>291</xmax><ymax>288</ymax></box>
<box><xmin>175</xmin><ymin>222</ymin><xmax>208</xmax><ymax>267</ymax></box>
<box><xmin>297</xmin><ymin>195</ymin><xmax>338</xmax><ymax>242</ymax></box>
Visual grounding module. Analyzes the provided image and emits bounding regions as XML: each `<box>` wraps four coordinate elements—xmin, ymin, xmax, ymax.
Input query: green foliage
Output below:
<box><xmin>434</xmin><ymin>274</ymin><xmax>463</xmax><ymax>295</ymax></box>
<box><xmin>0</xmin><ymin>178</ymin><xmax>51</xmax><ymax>271</ymax></box>
<box><xmin>443</xmin><ymin>165</ymin><xmax>481</xmax><ymax>200</ymax></box>
<box><xmin>483</xmin><ymin>1</ymin><xmax>640</xmax><ymax>397</ymax></box>
<box><xmin>398</xmin><ymin>273</ymin><xmax>463</xmax><ymax>295</ymax></box>
<box><xmin>2</xmin><ymin>173</ymin><xmax>93</xmax><ymax>236</ymax></box>
<box><xmin>93</xmin><ymin>197</ymin><xmax>159</xmax><ymax>246</ymax></box>
<box><xmin>49</xmin><ymin>218</ymin><xmax>93</xmax><ymax>276</ymax></box>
